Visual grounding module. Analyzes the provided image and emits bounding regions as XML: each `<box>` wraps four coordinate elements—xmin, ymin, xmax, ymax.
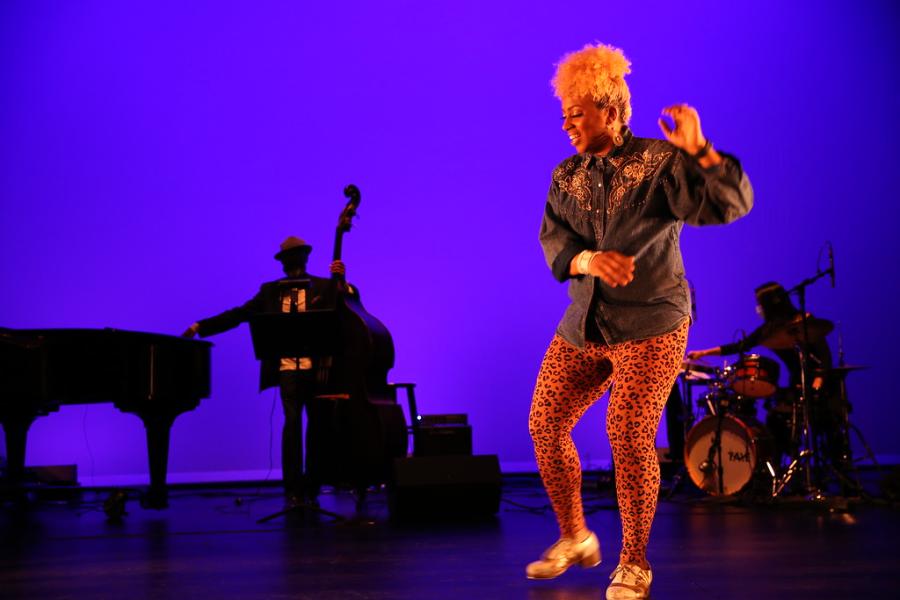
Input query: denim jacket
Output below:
<box><xmin>539</xmin><ymin>128</ymin><xmax>753</xmax><ymax>347</ymax></box>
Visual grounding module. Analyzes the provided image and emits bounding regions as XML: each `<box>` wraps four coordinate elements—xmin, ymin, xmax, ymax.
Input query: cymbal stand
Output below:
<box><xmin>771</xmin><ymin>359</ymin><xmax>817</xmax><ymax>498</ymax></box>
<box><xmin>835</xmin><ymin>328</ymin><xmax>875</xmax><ymax>469</ymax></box>
<box><xmin>798</xmin><ymin>338</ymin><xmax>819</xmax><ymax>496</ymax></box>
<box><xmin>773</xmin><ymin>449</ymin><xmax>813</xmax><ymax>496</ymax></box>
<box><xmin>256</xmin><ymin>497</ymin><xmax>348</xmax><ymax>524</ymax></box>
<box><xmin>774</xmin><ymin>272</ymin><xmax>828</xmax><ymax>498</ymax></box>
<box><xmin>847</xmin><ymin>407</ymin><xmax>879</xmax><ymax>469</ymax></box>
<box><xmin>836</xmin><ymin>327</ymin><xmax>851</xmax><ymax>465</ymax></box>
<box><xmin>827</xmin><ymin>330</ymin><xmax>875</xmax><ymax>497</ymax></box>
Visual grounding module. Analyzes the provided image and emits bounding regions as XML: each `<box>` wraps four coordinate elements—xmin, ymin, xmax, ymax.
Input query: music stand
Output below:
<box><xmin>249</xmin><ymin>310</ymin><xmax>340</xmax><ymax>361</ymax></box>
<box><xmin>249</xmin><ymin>309</ymin><xmax>348</xmax><ymax>523</ymax></box>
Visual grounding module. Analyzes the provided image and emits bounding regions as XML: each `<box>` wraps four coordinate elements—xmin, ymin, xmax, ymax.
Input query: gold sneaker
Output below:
<box><xmin>606</xmin><ymin>563</ymin><xmax>652</xmax><ymax>599</ymax></box>
<box><xmin>525</xmin><ymin>531</ymin><xmax>601</xmax><ymax>579</ymax></box>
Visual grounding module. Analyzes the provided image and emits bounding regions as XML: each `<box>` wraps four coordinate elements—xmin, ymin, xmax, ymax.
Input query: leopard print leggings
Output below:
<box><xmin>529</xmin><ymin>320</ymin><xmax>688</xmax><ymax>565</ymax></box>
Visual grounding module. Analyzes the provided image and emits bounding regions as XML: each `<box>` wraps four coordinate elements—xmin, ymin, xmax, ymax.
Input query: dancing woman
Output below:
<box><xmin>527</xmin><ymin>43</ymin><xmax>753</xmax><ymax>599</ymax></box>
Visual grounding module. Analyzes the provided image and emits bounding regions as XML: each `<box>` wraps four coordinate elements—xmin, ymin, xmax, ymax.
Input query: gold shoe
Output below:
<box><xmin>525</xmin><ymin>531</ymin><xmax>601</xmax><ymax>580</ymax></box>
<box><xmin>606</xmin><ymin>563</ymin><xmax>652</xmax><ymax>599</ymax></box>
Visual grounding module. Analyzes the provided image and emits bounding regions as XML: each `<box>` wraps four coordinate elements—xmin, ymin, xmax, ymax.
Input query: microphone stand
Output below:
<box><xmin>700</xmin><ymin>376</ymin><xmax>730</xmax><ymax>496</ymax></box>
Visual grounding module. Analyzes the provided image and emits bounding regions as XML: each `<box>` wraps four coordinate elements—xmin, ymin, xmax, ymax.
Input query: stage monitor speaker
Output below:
<box><xmin>414</xmin><ymin>424</ymin><xmax>472</xmax><ymax>456</ymax></box>
<box><xmin>388</xmin><ymin>454</ymin><xmax>501</xmax><ymax>521</ymax></box>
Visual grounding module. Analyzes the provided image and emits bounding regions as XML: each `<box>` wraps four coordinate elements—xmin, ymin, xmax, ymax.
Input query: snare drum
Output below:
<box><xmin>684</xmin><ymin>414</ymin><xmax>773</xmax><ymax>496</ymax></box>
<box><xmin>729</xmin><ymin>354</ymin><xmax>780</xmax><ymax>398</ymax></box>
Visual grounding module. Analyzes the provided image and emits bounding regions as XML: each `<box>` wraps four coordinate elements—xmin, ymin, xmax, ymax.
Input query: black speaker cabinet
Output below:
<box><xmin>388</xmin><ymin>454</ymin><xmax>501</xmax><ymax>520</ymax></box>
<box><xmin>414</xmin><ymin>424</ymin><xmax>472</xmax><ymax>456</ymax></box>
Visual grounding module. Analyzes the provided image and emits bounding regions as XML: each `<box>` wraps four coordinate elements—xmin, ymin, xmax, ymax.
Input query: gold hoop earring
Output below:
<box><xmin>609</xmin><ymin>126</ymin><xmax>624</xmax><ymax>147</ymax></box>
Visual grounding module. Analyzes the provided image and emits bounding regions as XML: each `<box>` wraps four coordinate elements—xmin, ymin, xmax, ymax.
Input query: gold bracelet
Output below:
<box><xmin>577</xmin><ymin>250</ymin><xmax>594</xmax><ymax>275</ymax></box>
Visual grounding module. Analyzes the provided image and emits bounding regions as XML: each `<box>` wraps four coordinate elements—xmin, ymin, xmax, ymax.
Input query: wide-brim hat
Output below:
<box><xmin>754</xmin><ymin>281</ymin><xmax>798</xmax><ymax>322</ymax></box>
<box><xmin>274</xmin><ymin>236</ymin><xmax>312</xmax><ymax>261</ymax></box>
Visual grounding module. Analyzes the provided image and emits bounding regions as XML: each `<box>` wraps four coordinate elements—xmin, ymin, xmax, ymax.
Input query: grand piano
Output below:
<box><xmin>0</xmin><ymin>328</ymin><xmax>212</xmax><ymax>508</ymax></box>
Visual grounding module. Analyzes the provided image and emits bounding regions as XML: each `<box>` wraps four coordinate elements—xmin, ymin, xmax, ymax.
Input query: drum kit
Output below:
<box><xmin>682</xmin><ymin>354</ymin><xmax>775</xmax><ymax>497</ymax></box>
<box><xmin>679</xmin><ymin>314</ymin><xmax>870</xmax><ymax>500</ymax></box>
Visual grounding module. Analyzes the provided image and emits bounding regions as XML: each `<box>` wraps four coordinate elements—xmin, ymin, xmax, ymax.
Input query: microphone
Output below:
<box><xmin>828</xmin><ymin>243</ymin><xmax>835</xmax><ymax>288</ymax></box>
<box><xmin>699</xmin><ymin>460</ymin><xmax>715</xmax><ymax>474</ymax></box>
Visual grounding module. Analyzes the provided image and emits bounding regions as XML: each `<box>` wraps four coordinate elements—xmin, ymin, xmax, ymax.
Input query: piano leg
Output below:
<box><xmin>140</xmin><ymin>413</ymin><xmax>176</xmax><ymax>509</ymax></box>
<box><xmin>2</xmin><ymin>415</ymin><xmax>36</xmax><ymax>487</ymax></box>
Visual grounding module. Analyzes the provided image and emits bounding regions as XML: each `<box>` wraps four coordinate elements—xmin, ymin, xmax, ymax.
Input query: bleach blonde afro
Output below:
<box><xmin>552</xmin><ymin>43</ymin><xmax>633</xmax><ymax>124</ymax></box>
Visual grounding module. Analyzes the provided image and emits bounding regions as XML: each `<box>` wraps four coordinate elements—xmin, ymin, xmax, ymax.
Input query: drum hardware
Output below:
<box><xmin>697</xmin><ymin>369</ymin><xmax>762</xmax><ymax>421</ymax></box>
<box><xmin>827</xmin><ymin>353</ymin><xmax>876</xmax><ymax>497</ymax></box>
<box><xmin>681</xmin><ymin>358</ymin><xmax>719</xmax><ymax>380</ymax></box>
<box><xmin>759</xmin><ymin>355</ymin><xmax>870</xmax><ymax>499</ymax></box>
<box><xmin>773</xmin><ymin>449</ymin><xmax>813</xmax><ymax>497</ymax></box>
<box><xmin>770</xmin><ymin>336</ymin><xmax>818</xmax><ymax>495</ymax></box>
<box><xmin>665</xmin><ymin>360</ymin><xmax>727</xmax><ymax>499</ymax></box>
<box><xmin>766</xmin><ymin>461</ymin><xmax>777</xmax><ymax>497</ymax></box>
<box><xmin>679</xmin><ymin>358</ymin><xmax>727</xmax><ymax>441</ymax></box>
<box><xmin>664</xmin><ymin>368</ymin><xmax>702</xmax><ymax>499</ymax></box>
<box><xmin>703</xmin><ymin>396</ymin><xmax>726</xmax><ymax>496</ymax></box>
<box><xmin>830</xmin><ymin>364</ymin><xmax>868</xmax><ymax>375</ymax></box>
<box><xmin>827</xmin><ymin>326</ymin><xmax>877</xmax><ymax>495</ymax></box>
<box><xmin>782</xmin><ymin>363</ymin><xmax>872</xmax><ymax>500</ymax></box>
<box><xmin>704</xmin><ymin>393</ymin><xmax>716</xmax><ymax>416</ymax></box>
<box><xmin>769</xmin><ymin>268</ymin><xmax>836</xmax><ymax>499</ymax></box>
<box><xmin>676</xmin><ymin>360</ymin><xmax>782</xmax><ymax>498</ymax></box>
<box><xmin>699</xmin><ymin>384</ymin><xmax>731</xmax><ymax>415</ymax></box>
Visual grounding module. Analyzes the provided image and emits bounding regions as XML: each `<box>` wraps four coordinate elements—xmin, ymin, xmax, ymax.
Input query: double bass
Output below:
<box><xmin>309</xmin><ymin>185</ymin><xmax>407</xmax><ymax>491</ymax></box>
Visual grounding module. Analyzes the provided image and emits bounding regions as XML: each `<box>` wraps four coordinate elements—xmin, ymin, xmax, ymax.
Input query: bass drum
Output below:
<box><xmin>684</xmin><ymin>415</ymin><xmax>773</xmax><ymax>496</ymax></box>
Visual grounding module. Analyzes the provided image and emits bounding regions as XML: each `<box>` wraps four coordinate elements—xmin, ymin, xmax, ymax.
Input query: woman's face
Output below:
<box><xmin>561</xmin><ymin>96</ymin><xmax>614</xmax><ymax>155</ymax></box>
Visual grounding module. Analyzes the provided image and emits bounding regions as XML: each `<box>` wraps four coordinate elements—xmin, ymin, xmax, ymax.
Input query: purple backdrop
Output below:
<box><xmin>2</xmin><ymin>1</ymin><xmax>899</xmax><ymax>484</ymax></box>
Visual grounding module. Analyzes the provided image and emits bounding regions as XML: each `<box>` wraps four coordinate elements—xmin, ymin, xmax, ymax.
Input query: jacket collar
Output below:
<box><xmin>583</xmin><ymin>126</ymin><xmax>634</xmax><ymax>166</ymax></box>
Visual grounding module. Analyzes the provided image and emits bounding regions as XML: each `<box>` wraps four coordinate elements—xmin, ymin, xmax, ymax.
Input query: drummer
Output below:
<box><xmin>687</xmin><ymin>282</ymin><xmax>831</xmax><ymax>389</ymax></box>
<box><xmin>686</xmin><ymin>281</ymin><xmax>842</xmax><ymax>468</ymax></box>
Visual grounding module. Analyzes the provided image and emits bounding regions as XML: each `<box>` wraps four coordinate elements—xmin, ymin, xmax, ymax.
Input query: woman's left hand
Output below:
<box><xmin>658</xmin><ymin>104</ymin><xmax>707</xmax><ymax>155</ymax></box>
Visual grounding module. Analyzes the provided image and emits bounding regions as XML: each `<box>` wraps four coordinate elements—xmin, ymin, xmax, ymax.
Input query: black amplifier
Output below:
<box><xmin>414</xmin><ymin>413</ymin><xmax>472</xmax><ymax>456</ymax></box>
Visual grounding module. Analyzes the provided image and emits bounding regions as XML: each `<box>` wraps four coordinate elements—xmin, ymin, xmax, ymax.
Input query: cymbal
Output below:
<box><xmin>684</xmin><ymin>370</ymin><xmax>716</xmax><ymax>381</ymax></box>
<box><xmin>681</xmin><ymin>358</ymin><xmax>719</xmax><ymax>380</ymax></box>
<box><xmin>831</xmin><ymin>364</ymin><xmax>869</xmax><ymax>374</ymax></box>
<box><xmin>680</xmin><ymin>359</ymin><xmax>721</xmax><ymax>381</ymax></box>
<box><xmin>760</xmin><ymin>313</ymin><xmax>834</xmax><ymax>349</ymax></box>
<box><xmin>680</xmin><ymin>359</ymin><xmax>719</xmax><ymax>375</ymax></box>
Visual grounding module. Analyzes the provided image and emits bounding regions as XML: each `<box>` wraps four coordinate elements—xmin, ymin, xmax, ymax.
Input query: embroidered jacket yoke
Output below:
<box><xmin>540</xmin><ymin>128</ymin><xmax>754</xmax><ymax>347</ymax></box>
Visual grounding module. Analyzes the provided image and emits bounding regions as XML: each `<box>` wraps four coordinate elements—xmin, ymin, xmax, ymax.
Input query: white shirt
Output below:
<box><xmin>279</xmin><ymin>287</ymin><xmax>312</xmax><ymax>371</ymax></box>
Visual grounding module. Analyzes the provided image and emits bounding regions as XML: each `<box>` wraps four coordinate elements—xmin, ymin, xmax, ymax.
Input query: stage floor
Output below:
<box><xmin>2</xmin><ymin>473</ymin><xmax>899</xmax><ymax>599</ymax></box>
